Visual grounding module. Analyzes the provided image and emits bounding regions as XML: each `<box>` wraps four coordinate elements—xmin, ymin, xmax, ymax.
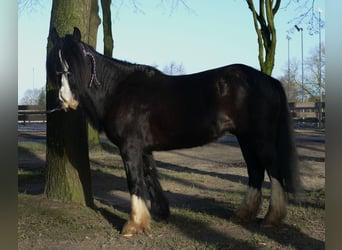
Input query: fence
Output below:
<box><xmin>18</xmin><ymin>105</ymin><xmax>46</xmax><ymax>125</ymax></box>
<box><xmin>18</xmin><ymin>103</ymin><xmax>325</xmax><ymax>127</ymax></box>
<box><xmin>288</xmin><ymin>102</ymin><xmax>325</xmax><ymax>127</ymax></box>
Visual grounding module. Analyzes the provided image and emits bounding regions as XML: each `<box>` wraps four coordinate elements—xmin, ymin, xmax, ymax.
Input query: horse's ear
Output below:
<box><xmin>50</xmin><ymin>27</ymin><xmax>60</xmax><ymax>45</ymax></box>
<box><xmin>73</xmin><ymin>27</ymin><xmax>81</xmax><ymax>42</ymax></box>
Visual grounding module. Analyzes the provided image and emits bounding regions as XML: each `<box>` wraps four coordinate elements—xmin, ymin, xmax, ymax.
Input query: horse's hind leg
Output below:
<box><xmin>254</xmin><ymin>139</ymin><xmax>287</xmax><ymax>226</ymax></box>
<box><xmin>263</xmin><ymin>176</ymin><xmax>287</xmax><ymax>226</ymax></box>
<box><xmin>142</xmin><ymin>153</ymin><xmax>170</xmax><ymax>221</ymax></box>
<box><xmin>120</xmin><ymin>144</ymin><xmax>151</xmax><ymax>237</ymax></box>
<box><xmin>234</xmin><ymin>136</ymin><xmax>264</xmax><ymax>222</ymax></box>
<box><xmin>237</xmin><ymin>132</ymin><xmax>287</xmax><ymax>226</ymax></box>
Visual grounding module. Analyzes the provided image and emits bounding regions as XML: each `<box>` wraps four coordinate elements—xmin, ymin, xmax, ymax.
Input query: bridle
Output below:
<box><xmin>80</xmin><ymin>43</ymin><xmax>101</xmax><ymax>88</ymax></box>
<box><xmin>47</xmin><ymin>42</ymin><xmax>102</xmax><ymax>113</ymax></box>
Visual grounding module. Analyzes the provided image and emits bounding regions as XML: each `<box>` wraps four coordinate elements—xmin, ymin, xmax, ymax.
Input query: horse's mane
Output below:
<box><xmin>72</xmin><ymin>38</ymin><xmax>164</xmax><ymax>79</ymax></box>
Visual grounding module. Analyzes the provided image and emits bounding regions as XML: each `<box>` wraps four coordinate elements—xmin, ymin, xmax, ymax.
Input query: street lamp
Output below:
<box><xmin>286</xmin><ymin>35</ymin><xmax>291</xmax><ymax>100</ymax></box>
<box><xmin>295</xmin><ymin>25</ymin><xmax>304</xmax><ymax>102</ymax></box>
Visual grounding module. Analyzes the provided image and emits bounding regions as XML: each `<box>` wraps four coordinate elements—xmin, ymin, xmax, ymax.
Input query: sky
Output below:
<box><xmin>18</xmin><ymin>0</ymin><xmax>325</xmax><ymax>103</ymax></box>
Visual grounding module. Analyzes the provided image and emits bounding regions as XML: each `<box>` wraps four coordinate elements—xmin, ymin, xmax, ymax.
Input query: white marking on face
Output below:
<box><xmin>58</xmin><ymin>50</ymin><xmax>78</xmax><ymax>110</ymax></box>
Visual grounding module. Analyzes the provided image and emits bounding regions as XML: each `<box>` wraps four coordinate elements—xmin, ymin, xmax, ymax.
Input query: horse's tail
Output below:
<box><xmin>276</xmin><ymin>87</ymin><xmax>302</xmax><ymax>194</ymax></box>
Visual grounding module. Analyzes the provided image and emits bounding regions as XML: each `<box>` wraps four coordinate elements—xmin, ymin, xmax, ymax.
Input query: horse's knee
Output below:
<box><xmin>121</xmin><ymin>194</ymin><xmax>151</xmax><ymax>237</ymax></box>
<box><xmin>234</xmin><ymin>186</ymin><xmax>262</xmax><ymax>222</ymax></box>
<box><xmin>263</xmin><ymin>177</ymin><xmax>287</xmax><ymax>227</ymax></box>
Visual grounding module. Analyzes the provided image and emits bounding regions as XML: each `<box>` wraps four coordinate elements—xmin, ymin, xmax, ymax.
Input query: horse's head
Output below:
<box><xmin>46</xmin><ymin>27</ymin><xmax>87</xmax><ymax>111</ymax></box>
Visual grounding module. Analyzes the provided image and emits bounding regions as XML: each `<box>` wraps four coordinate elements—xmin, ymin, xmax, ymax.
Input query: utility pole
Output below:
<box><xmin>286</xmin><ymin>35</ymin><xmax>291</xmax><ymax>100</ymax></box>
<box><xmin>295</xmin><ymin>25</ymin><xmax>304</xmax><ymax>102</ymax></box>
<box><xmin>318</xmin><ymin>8</ymin><xmax>323</xmax><ymax>128</ymax></box>
<box><xmin>32</xmin><ymin>67</ymin><xmax>35</xmax><ymax>89</ymax></box>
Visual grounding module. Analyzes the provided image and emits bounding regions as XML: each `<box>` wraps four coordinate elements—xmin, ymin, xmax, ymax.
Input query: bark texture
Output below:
<box><xmin>45</xmin><ymin>0</ymin><xmax>101</xmax><ymax>206</ymax></box>
<box><xmin>246</xmin><ymin>0</ymin><xmax>280</xmax><ymax>75</ymax></box>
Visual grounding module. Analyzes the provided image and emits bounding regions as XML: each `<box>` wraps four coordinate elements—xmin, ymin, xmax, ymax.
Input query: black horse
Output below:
<box><xmin>47</xmin><ymin>27</ymin><xmax>301</xmax><ymax>237</ymax></box>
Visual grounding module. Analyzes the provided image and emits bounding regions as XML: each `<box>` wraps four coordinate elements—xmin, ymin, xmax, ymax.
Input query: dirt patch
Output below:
<box><xmin>18</xmin><ymin>130</ymin><xmax>325</xmax><ymax>249</ymax></box>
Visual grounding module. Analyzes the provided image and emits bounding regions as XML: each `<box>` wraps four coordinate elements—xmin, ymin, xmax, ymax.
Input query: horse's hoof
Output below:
<box><xmin>261</xmin><ymin>217</ymin><xmax>283</xmax><ymax>227</ymax></box>
<box><xmin>262</xmin><ymin>204</ymin><xmax>286</xmax><ymax>228</ymax></box>
<box><xmin>121</xmin><ymin>220</ymin><xmax>151</xmax><ymax>238</ymax></box>
<box><xmin>233</xmin><ymin>206</ymin><xmax>258</xmax><ymax>223</ymax></box>
<box><xmin>231</xmin><ymin>214</ymin><xmax>248</xmax><ymax>224</ymax></box>
<box><xmin>262</xmin><ymin>212</ymin><xmax>285</xmax><ymax>227</ymax></box>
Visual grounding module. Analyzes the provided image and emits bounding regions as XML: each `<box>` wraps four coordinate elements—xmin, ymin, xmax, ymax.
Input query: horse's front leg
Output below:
<box><xmin>120</xmin><ymin>144</ymin><xmax>151</xmax><ymax>237</ymax></box>
<box><xmin>143</xmin><ymin>152</ymin><xmax>170</xmax><ymax>221</ymax></box>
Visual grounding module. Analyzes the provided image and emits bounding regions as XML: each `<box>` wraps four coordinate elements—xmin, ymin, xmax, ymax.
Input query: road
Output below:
<box><xmin>18</xmin><ymin>123</ymin><xmax>325</xmax><ymax>143</ymax></box>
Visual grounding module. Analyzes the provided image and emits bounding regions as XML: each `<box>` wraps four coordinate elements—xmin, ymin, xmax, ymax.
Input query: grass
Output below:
<box><xmin>18</xmin><ymin>169</ymin><xmax>44</xmax><ymax>180</ymax></box>
<box><xmin>18</xmin><ymin>169</ymin><xmax>44</xmax><ymax>192</ymax></box>
<box><xmin>18</xmin><ymin>140</ymin><xmax>325</xmax><ymax>249</ymax></box>
<box><xmin>18</xmin><ymin>194</ymin><xmax>118</xmax><ymax>243</ymax></box>
<box><xmin>18</xmin><ymin>141</ymin><xmax>46</xmax><ymax>156</ymax></box>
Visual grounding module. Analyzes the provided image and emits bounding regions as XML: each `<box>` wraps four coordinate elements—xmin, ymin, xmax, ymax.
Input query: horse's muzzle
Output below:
<box><xmin>60</xmin><ymin>99</ymin><xmax>79</xmax><ymax>111</ymax></box>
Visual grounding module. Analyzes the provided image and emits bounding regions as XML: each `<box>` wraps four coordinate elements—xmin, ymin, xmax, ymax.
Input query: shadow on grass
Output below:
<box><xmin>18</xmin><ymin>144</ymin><xmax>45</xmax><ymax>195</ymax></box>
<box><xmin>18</xmin><ymin>139</ymin><xmax>324</xmax><ymax>249</ymax></box>
<box><xmin>166</xmin><ymin>193</ymin><xmax>324</xmax><ymax>249</ymax></box>
<box><xmin>94</xmin><ymin>205</ymin><xmax>127</xmax><ymax>233</ymax></box>
<box><xmin>240</xmin><ymin>221</ymin><xmax>324</xmax><ymax>250</ymax></box>
<box><xmin>91</xmin><ymin>164</ymin><xmax>324</xmax><ymax>249</ymax></box>
<box><xmin>169</xmin><ymin>212</ymin><xmax>259</xmax><ymax>249</ymax></box>
<box><xmin>157</xmin><ymin>159</ymin><xmax>247</xmax><ymax>182</ymax></box>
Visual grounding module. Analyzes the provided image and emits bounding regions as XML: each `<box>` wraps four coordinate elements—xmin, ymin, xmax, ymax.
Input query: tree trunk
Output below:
<box><xmin>246</xmin><ymin>0</ymin><xmax>280</xmax><ymax>75</ymax></box>
<box><xmin>88</xmin><ymin>0</ymin><xmax>114</xmax><ymax>147</ymax></box>
<box><xmin>101</xmin><ymin>0</ymin><xmax>114</xmax><ymax>56</ymax></box>
<box><xmin>45</xmin><ymin>0</ymin><xmax>100</xmax><ymax>207</ymax></box>
<box><xmin>88</xmin><ymin>0</ymin><xmax>102</xmax><ymax>147</ymax></box>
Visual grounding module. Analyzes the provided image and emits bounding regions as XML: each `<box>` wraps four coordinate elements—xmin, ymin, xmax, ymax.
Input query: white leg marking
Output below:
<box><xmin>131</xmin><ymin>194</ymin><xmax>151</xmax><ymax>225</ymax></box>
<box><xmin>264</xmin><ymin>177</ymin><xmax>287</xmax><ymax>226</ymax></box>
<box><xmin>235</xmin><ymin>186</ymin><xmax>261</xmax><ymax>222</ymax></box>
<box><xmin>122</xmin><ymin>194</ymin><xmax>151</xmax><ymax>237</ymax></box>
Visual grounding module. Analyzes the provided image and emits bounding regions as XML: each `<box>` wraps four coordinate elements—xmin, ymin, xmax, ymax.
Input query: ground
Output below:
<box><xmin>18</xmin><ymin>128</ymin><xmax>325</xmax><ymax>249</ymax></box>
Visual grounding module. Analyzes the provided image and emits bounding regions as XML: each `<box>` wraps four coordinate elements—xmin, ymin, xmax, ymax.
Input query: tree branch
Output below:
<box><xmin>273</xmin><ymin>0</ymin><xmax>281</xmax><ymax>14</ymax></box>
<box><xmin>246</xmin><ymin>0</ymin><xmax>265</xmax><ymax>69</ymax></box>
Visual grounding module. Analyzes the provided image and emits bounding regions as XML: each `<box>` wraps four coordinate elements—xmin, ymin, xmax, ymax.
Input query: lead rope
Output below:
<box><xmin>80</xmin><ymin>43</ymin><xmax>101</xmax><ymax>88</ymax></box>
<box><xmin>46</xmin><ymin>103</ymin><xmax>62</xmax><ymax>113</ymax></box>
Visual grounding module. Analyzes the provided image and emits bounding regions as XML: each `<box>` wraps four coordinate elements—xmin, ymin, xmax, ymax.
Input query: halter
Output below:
<box><xmin>80</xmin><ymin>43</ymin><xmax>101</xmax><ymax>88</ymax></box>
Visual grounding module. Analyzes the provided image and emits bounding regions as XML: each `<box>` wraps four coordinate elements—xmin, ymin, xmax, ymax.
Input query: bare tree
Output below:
<box><xmin>18</xmin><ymin>0</ymin><xmax>43</xmax><ymax>14</ymax></box>
<box><xmin>286</xmin><ymin>0</ymin><xmax>324</xmax><ymax>35</ymax></box>
<box><xmin>304</xmin><ymin>44</ymin><xmax>325</xmax><ymax>101</ymax></box>
<box><xmin>20</xmin><ymin>87</ymin><xmax>45</xmax><ymax>105</ymax></box>
<box><xmin>162</xmin><ymin>61</ymin><xmax>185</xmax><ymax>75</ymax></box>
<box><xmin>245</xmin><ymin>0</ymin><xmax>324</xmax><ymax>76</ymax></box>
<box><xmin>246</xmin><ymin>0</ymin><xmax>280</xmax><ymax>75</ymax></box>
<box><xmin>279</xmin><ymin>58</ymin><xmax>301</xmax><ymax>102</ymax></box>
<box><xmin>279</xmin><ymin>44</ymin><xmax>325</xmax><ymax>102</ymax></box>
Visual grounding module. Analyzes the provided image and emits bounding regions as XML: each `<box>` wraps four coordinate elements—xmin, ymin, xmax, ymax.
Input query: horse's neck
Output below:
<box><xmin>94</xmin><ymin>52</ymin><xmax>133</xmax><ymax>80</ymax></box>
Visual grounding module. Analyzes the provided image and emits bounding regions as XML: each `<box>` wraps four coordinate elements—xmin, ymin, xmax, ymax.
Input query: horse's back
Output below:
<box><xmin>105</xmin><ymin>63</ymin><xmax>285</xmax><ymax>150</ymax></box>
